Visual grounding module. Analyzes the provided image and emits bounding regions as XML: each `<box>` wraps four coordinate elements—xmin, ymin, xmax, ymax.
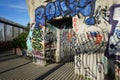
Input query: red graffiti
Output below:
<box><xmin>34</xmin><ymin>51</ymin><xmax>43</xmax><ymax>58</ymax></box>
<box><xmin>73</xmin><ymin>18</ymin><xmax>79</xmax><ymax>32</ymax></box>
<box><xmin>67</xmin><ymin>32</ymin><xmax>73</xmax><ymax>41</ymax></box>
<box><xmin>95</xmin><ymin>34</ymin><xmax>102</xmax><ymax>44</ymax></box>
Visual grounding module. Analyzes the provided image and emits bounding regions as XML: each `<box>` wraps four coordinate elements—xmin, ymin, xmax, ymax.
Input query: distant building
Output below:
<box><xmin>0</xmin><ymin>17</ymin><xmax>26</xmax><ymax>42</ymax></box>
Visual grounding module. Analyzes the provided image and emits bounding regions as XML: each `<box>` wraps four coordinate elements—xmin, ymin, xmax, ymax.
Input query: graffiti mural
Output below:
<box><xmin>31</xmin><ymin>28</ymin><xmax>44</xmax><ymax>63</ymax></box>
<box><xmin>74</xmin><ymin>3</ymin><xmax>120</xmax><ymax>80</ymax></box>
<box><xmin>26</xmin><ymin>23</ymin><xmax>57</xmax><ymax>63</ymax></box>
<box><xmin>108</xmin><ymin>4</ymin><xmax>120</xmax><ymax>58</ymax></box>
<box><xmin>26</xmin><ymin>0</ymin><xmax>120</xmax><ymax>79</ymax></box>
<box><xmin>75</xmin><ymin>29</ymin><xmax>108</xmax><ymax>80</ymax></box>
<box><xmin>26</xmin><ymin>23</ymin><xmax>35</xmax><ymax>56</ymax></box>
<box><xmin>60</xmin><ymin>24</ymin><xmax>77</xmax><ymax>62</ymax></box>
<box><xmin>75</xmin><ymin>54</ymin><xmax>108</xmax><ymax>80</ymax></box>
<box><xmin>32</xmin><ymin>28</ymin><xmax>43</xmax><ymax>50</ymax></box>
<box><xmin>106</xmin><ymin>4</ymin><xmax>120</xmax><ymax>80</ymax></box>
<box><xmin>35</xmin><ymin>0</ymin><xmax>96</xmax><ymax>27</ymax></box>
<box><xmin>44</xmin><ymin>24</ymin><xmax>57</xmax><ymax>49</ymax></box>
<box><xmin>73</xmin><ymin>0</ymin><xmax>111</xmax><ymax>79</ymax></box>
<box><xmin>108</xmin><ymin>27</ymin><xmax>120</xmax><ymax>56</ymax></box>
<box><xmin>44</xmin><ymin>24</ymin><xmax>57</xmax><ymax>62</ymax></box>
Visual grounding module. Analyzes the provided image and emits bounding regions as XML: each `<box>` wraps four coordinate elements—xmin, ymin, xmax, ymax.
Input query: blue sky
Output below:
<box><xmin>0</xmin><ymin>0</ymin><xmax>30</xmax><ymax>26</ymax></box>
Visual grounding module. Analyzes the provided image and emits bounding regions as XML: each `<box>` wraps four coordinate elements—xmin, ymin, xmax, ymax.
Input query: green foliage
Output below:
<box><xmin>12</xmin><ymin>32</ymin><xmax>28</xmax><ymax>49</ymax></box>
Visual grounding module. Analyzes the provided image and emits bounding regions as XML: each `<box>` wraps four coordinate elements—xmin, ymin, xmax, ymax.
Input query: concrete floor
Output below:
<box><xmin>0</xmin><ymin>51</ymin><xmax>83</xmax><ymax>80</ymax></box>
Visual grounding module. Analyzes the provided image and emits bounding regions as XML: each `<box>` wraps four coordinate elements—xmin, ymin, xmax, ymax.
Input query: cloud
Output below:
<box><xmin>9</xmin><ymin>3</ymin><xmax>27</xmax><ymax>10</ymax></box>
<box><xmin>0</xmin><ymin>2</ymin><xmax>27</xmax><ymax>12</ymax></box>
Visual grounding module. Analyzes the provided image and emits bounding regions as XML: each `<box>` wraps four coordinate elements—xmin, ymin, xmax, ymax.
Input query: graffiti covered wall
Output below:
<box><xmin>26</xmin><ymin>23</ymin><xmax>57</xmax><ymax>64</ymax></box>
<box><xmin>59</xmin><ymin>24</ymin><xmax>77</xmax><ymax>62</ymax></box>
<box><xmin>26</xmin><ymin>0</ymin><xmax>120</xmax><ymax>79</ymax></box>
<box><xmin>74</xmin><ymin>0</ymin><xmax>120</xmax><ymax>80</ymax></box>
<box><xmin>35</xmin><ymin>0</ymin><xmax>96</xmax><ymax>27</ymax></box>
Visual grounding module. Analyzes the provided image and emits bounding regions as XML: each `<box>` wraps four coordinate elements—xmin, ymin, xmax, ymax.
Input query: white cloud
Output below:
<box><xmin>9</xmin><ymin>3</ymin><xmax>27</xmax><ymax>10</ymax></box>
<box><xmin>0</xmin><ymin>2</ymin><xmax>27</xmax><ymax>12</ymax></box>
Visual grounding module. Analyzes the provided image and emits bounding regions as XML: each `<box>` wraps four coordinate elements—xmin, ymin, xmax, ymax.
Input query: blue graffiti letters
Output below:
<box><xmin>85</xmin><ymin>17</ymin><xmax>95</xmax><ymax>25</ymax></box>
<box><xmin>35</xmin><ymin>6</ymin><xmax>45</xmax><ymax>26</ymax></box>
<box><xmin>79</xmin><ymin>3</ymin><xmax>92</xmax><ymax>17</ymax></box>
<box><xmin>60</xmin><ymin>1</ymin><xmax>71</xmax><ymax>16</ymax></box>
<box><xmin>54</xmin><ymin>1</ymin><xmax>61</xmax><ymax>17</ymax></box>
<box><xmin>35</xmin><ymin>0</ymin><xmax>95</xmax><ymax>27</ymax></box>
<box><xmin>46</xmin><ymin>2</ymin><xmax>56</xmax><ymax>20</ymax></box>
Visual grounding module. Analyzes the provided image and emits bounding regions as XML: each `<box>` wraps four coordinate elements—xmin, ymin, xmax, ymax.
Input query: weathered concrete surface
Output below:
<box><xmin>0</xmin><ymin>51</ymin><xmax>85</xmax><ymax>80</ymax></box>
<box><xmin>0</xmin><ymin>51</ymin><xmax>60</xmax><ymax>80</ymax></box>
<box><xmin>43</xmin><ymin>62</ymin><xmax>84</xmax><ymax>80</ymax></box>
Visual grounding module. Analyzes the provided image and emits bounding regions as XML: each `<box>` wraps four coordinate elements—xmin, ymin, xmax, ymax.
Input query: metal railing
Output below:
<box><xmin>0</xmin><ymin>17</ymin><xmax>25</xmax><ymax>42</ymax></box>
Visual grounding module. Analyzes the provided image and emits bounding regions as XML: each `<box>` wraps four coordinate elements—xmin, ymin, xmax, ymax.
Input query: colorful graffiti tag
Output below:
<box><xmin>74</xmin><ymin>3</ymin><xmax>120</xmax><ymax>80</ymax></box>
<box><xmin>108</xmin><ymin>4</ymin><xmax>120</xmax><ymax>58</ymax></box>
<box><xmin>26</xmin><ymin>23</ymin><xmax>35</xmax><ymax>56</ymax></box>
<box><xmin>44</xmin><ymin>24</ymin><xmax>57</xmax><ymax>62</ymax></box>
<box><xmin>26</xmin><ymin>0</ymin><xmax>120</xmax><ymax>79</ymax></box>
<box><xmin>35</xmin><ymin>0</ymin><xmax>96</xmax><ymax>27</ymax></box>
<box><xmin>32</xmin><ymin>28</ymin><xmax>43</xmax><ymax>50</ymax></box>
<box><xmin>75</xmin><ymin>29</ymin><xmax>108</xmax><ymax>80</ymax></box>
<box><xmin>27</xmin><ymin>23</ymin><xmax>57</xmax><ymax>63</ymax></box>
<box><xmin>60</xmin><ymin>24</ymin><xmax>77</xmax><ymax>62</ymax></box>
<box><xmin>107</xmin><ymin>4</ymin><xmax>120</xmax><ymax>80</ymax></box>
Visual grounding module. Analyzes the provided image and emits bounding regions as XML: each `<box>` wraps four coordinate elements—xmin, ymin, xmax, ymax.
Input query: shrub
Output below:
<box><xmin>12</xmin><ymin>32</ymin><xmax>28</xmax><ymax>49</ymax></box>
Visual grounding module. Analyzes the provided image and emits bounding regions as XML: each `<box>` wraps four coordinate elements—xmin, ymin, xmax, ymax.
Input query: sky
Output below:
<box><xmin>0</xmin><ymin>0</ymin><xmax>30</xmax><ymax>26</ymax></box>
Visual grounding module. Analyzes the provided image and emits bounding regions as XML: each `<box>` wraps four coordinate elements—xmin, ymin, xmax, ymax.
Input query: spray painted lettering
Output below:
<box><xmin>35</xmin><ymin>0</ymin><xmax>96</xmax><ymax>27</ymax></box>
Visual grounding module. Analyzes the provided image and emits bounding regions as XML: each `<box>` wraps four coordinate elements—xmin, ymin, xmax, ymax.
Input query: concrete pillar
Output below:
<box><xmin>55</xmin><ymin>29</ymin><xmax>61</xmax><ymax>62</ymax></box>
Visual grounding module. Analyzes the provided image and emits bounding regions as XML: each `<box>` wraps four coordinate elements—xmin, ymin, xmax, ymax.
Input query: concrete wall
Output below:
<box><xmin>73</xmin><ymin>0</ymin><xmax>120</xmax><ymax>80</ymax></box>
<box><xmin>26</xmin><ymin>0</ymin><xmax>120</xmax><ymax>79</ymax></box>
<box><xmin>26</xmin><ymin>0</ymin><xmax>47</xmax><ymax>23</ymax></box>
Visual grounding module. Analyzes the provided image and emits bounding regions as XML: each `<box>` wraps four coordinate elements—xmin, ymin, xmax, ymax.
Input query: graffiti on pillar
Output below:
<box><xmin>109</xmin><ymin>4</ymin><xmax>120</xmax><ymax>35</ymax></box>
<box><xmin>35</xmin><ymin>0</ymin><xmax>96</xmax><ymax>27</ymax></box>
<box><xmin>108</xmin><ymin>4</ymin><xmax>120</xmax><ymax>58</ymax></box>
<box><xmin>74</xmin><ymin>4</ymin><xmax>120</xmax><ymax>80</ymax></box>
<box><xmin>44</xmin><ymin>24</ymin><xmax>57</xmax><ymax>62</ymax></box>
<box><xmin>87</xmin><ymin>31</ymin><xmax>102</xmax><ymax>44</ymax></box>
<box><xmin>75</xmin><ymin>54</ymin><xmax>107</xmax><ymax>80</ymax></box>
<box><xmin>60</xmin><ymin>24</ymin><xmax>77</xmax><ymax>61</ymax></box>
<box><xmin>106</xmin><ymin>4</ymin><xmax>120</xmax><ymax>80</ymax></box>
<box><xmin>44</xmin><ymin>24</ymin><xmax>57</xmax><ymax>49</ymax></box>
<box><xmin>75</xmin><ymin>29</ymin><xmax>108</xmax><ymax>80</ymax></box>
<box><xmin>77</xmin><ymin>26</ymin><xmax>108</xmax><ymax>53</ymax></box>
<box><xmin>31</xmin><ymin>28</ymin><xmax>44</xmax><ymax>60</ymax></box>
<box><xmin>74</xmin><ymin>4</ymin><xmax>110</xmax><ymax>79</ymax></box>
<box><xmin>32</xmin><ymin>28</ymin><xmax>43</xmax><ymax>50</ymax></box>
<box><xmin>108</xmin><ymin>27</ymin><xmax>120</xmax><ymax>56</ymax></box>
<box><xmin>26</xmin><ymin>23</ymin><xmax>35</xmax><ymax>56</ymax></box>
<box><xmin>34</xmin><ymin>50</ymin><xmax>44</xmax><ymax>59</ymax></box>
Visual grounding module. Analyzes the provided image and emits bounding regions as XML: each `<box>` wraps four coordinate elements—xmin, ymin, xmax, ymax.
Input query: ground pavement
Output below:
<box><xmin>0</xmin><ymin>51</ymin><xmax>83</xmax><ymax>80</ymax></box>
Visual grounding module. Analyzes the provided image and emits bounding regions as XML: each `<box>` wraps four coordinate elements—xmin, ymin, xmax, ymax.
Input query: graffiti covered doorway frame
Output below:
<box><xmin>48</xmin><ymin>17</ymin><xmax>76</xmax><ymax>62</ymax></box>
